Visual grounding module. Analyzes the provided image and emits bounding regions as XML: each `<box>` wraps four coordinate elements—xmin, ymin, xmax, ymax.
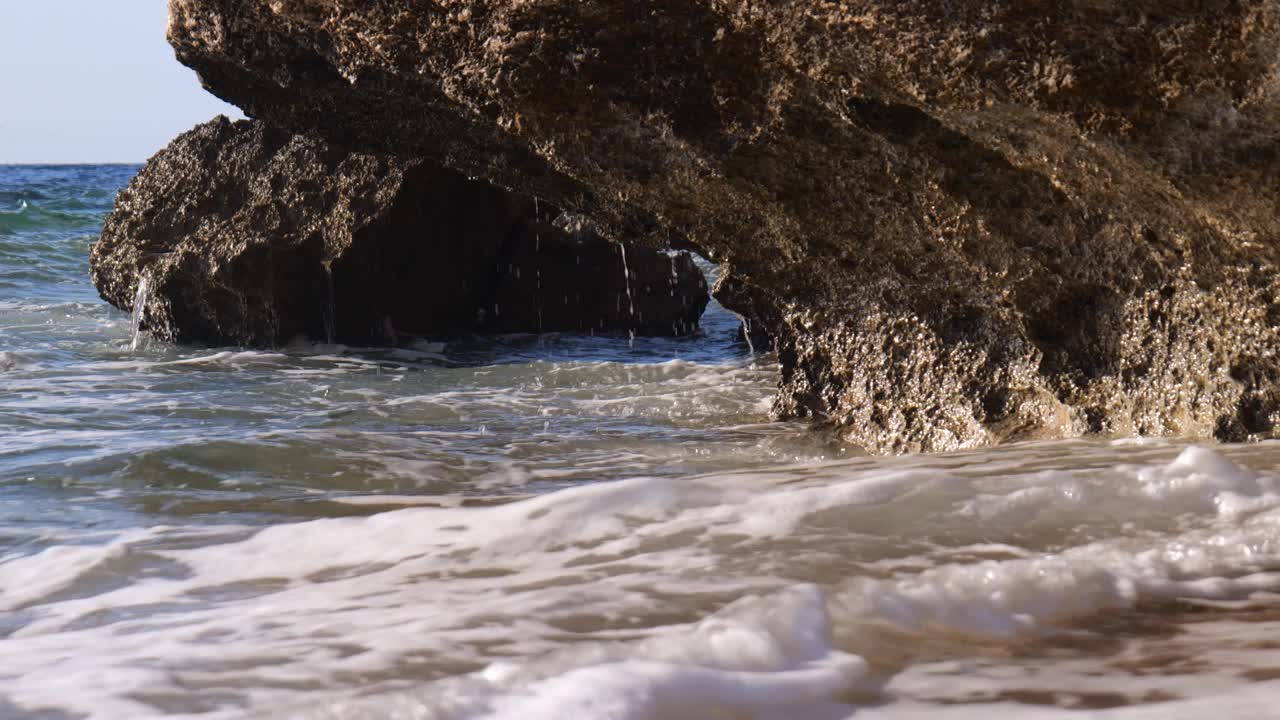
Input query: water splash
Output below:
<box><xmin>129</xmin><ymin>274</ymin><xmax>150</xmax><ymax>351</ymax></box>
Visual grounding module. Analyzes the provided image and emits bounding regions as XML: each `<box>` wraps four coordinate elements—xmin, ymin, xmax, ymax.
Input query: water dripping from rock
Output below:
<box><xmin>737</xmin><ymin>313</ymin><xmax>757</xmax><ymax>356</ymax></box>
<box><xmin>614</xmin><ymin>240</ymin><xmax>635</xmax><ymax>321</ymax></box>
<box><xmin>322</xmin><ymin>262</ymin><xmax>336</xmax><ymax>345</ymax></box>
<box><xmin>130</xmin><ymin>274</ymin><xmax>150</xmax><ymax>351</ymax></box>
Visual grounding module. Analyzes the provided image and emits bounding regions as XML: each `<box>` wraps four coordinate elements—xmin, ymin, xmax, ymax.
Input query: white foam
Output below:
<box><xmin>7</xmin><ymin>446</ymin><xmax>1280</xmax><ymax>718</ymax></box>
<box><xmin>284</xmin><ymin>586</ymin><xmax>872</xmax><ymax>720</ymax></box>
<box><xmin>0</xmin><ymin>527</ymin><xmax>168</xmax><ymax>611</ymax></box>
<box><xmin>1134</xmin><ymin>445</ymin><xmax>1278</xmax><ymax>516</ymax></box>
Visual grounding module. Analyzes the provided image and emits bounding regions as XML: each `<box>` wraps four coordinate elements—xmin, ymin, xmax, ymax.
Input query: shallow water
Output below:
<box><xmin>4</xmin><ymin>166</ymin><xmax>1280</xmax><ymax>719</ymax></box>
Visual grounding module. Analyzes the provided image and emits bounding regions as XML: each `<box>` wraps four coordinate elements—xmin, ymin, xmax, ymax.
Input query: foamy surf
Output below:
<box><xmin>6</xmin><ymin>444</ymin><xmax>1280</xmax><ymax>718</ymax></box>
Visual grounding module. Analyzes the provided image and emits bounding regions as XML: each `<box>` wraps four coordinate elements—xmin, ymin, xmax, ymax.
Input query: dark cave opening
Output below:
<box><xmin>317</xmin><ymin>169</ymin><xmax>711</xmax><ymax>345</ymax></box>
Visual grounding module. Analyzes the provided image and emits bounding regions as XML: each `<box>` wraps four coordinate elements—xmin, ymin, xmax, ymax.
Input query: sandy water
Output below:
<box><xmin>4</xmin><ymin>165</ymin><xmax>1280</xmax><ymax>719</ymax></box>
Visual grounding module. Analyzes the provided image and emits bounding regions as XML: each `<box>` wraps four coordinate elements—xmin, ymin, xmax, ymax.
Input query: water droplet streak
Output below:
<box><xmin>130</xmin><ymin>274</ymin><xmax>149</xmax><ymax>351</ymax></box>
<box><xmin>615</xmin><ymin>240</ymin><xmax>635</xmax><ymax>321</ymax></box>
<box><xmin>322</xmin><ymin>262</ymin><xmax>337</xmax><ymax>344</ymax></box>
<box><xmin>734</xmin><ymin>312</ymin><xmax>756</xmax><ymax>356</ymax></box>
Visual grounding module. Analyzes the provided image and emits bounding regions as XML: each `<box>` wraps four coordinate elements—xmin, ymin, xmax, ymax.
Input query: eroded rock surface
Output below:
<box><xmin>162</xmin><ymin>0</ymin><xmax>1280</xmax><ymax>452</ymax></box>
<box><xmin>91</xmin><ymin>117</ymin><xmax>707</xmax><ymax>346</ymax></box>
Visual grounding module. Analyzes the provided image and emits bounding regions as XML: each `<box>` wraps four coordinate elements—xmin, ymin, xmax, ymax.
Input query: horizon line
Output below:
<box><xmin>0</xmin><ymin>162</ymin><xmax>144</xmax><ymax>167</ymax></box>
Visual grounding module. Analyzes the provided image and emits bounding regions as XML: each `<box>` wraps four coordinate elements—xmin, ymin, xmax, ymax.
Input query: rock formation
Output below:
<box><xmin>91</xmin><ymin>117</ymin><xmax>708</xmax><ymax>346</ymax></box>
<box><xmin>150</xmin><ymin>0</ymin><xmax>1279</xmax><ymax>452</ymax></box>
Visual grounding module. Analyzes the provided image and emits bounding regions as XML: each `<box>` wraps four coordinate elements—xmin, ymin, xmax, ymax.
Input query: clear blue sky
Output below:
<box><xmin>0</xmin><ymin>1</ymin><xmax>243</xmax><ymax>164</ymax></box>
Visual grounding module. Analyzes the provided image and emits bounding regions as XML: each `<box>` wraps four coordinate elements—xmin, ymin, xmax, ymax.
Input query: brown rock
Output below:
<box><xmin>163</xmin><ymin>0</ymin><xmax>1280</xmax><ymax>451</ymax></box>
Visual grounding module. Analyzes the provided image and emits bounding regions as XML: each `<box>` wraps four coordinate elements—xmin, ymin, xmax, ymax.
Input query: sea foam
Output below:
<box><xmin>6</xmin><ymin>446</ymin><xmax>1280</xmax><ymax>718</ymax></box>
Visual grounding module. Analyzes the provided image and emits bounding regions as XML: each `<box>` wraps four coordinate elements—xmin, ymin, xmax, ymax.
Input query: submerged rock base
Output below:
<box><xmin>91</xmin><ymin>118</ymin><xmax>708</xmax><ymax>346</ymax></box>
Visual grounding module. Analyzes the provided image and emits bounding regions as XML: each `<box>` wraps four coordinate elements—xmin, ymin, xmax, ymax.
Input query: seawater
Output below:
<box><xmin>3</xmin><ymin>166</ymin><xmax>1280</xmax><ymax>719</ymax></box>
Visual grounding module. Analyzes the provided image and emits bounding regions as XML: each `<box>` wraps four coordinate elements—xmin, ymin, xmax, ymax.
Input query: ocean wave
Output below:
<box><xmin>5</xmin><ymin>446</ymin><xmax>1280</xmax><ymax>717</ymax></box>
<box><xmin>0</xmin><ymin>201</ymin><xmax>103</xmax><ymax>235</ymax></box>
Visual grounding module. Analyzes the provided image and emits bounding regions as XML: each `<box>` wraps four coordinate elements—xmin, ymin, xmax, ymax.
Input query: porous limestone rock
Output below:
<box><xmin>91</xmin><ymin>117</ymin><xmax>707</xmax><ymax>346</ymax></box>
<box><xmin>162</xmin><ymin>0</ymin><xmax>1280</xmax><ymax>452</ymax></box>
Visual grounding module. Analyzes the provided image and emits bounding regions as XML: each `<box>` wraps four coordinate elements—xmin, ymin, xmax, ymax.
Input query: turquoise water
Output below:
<box><xmin>1</xmin><ymin>165</ymin><xmax>137</xmax><ymax>303</ymax></box>
<box><xmin>5</xmin><ymin>166</ymin><xmax>1280</xmax><ymax>719</ymax></box>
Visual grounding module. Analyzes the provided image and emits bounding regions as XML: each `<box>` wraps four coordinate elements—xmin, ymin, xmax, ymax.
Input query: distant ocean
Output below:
<box><xmin>4</xmin><ymin>164</ymin><xmax>1280</xmax><ymax>719</ymax></box>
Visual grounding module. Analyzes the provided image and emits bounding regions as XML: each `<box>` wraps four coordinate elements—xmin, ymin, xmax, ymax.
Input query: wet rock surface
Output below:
<box><xmin>91</xmin><ymin>117</ymin><xmax>707</xmax><ymax>346</ymax></box>
<box><xmin>160</xmin><ymin>0</ymin><xmax>1280</xmax><ymax>452</ymax></box>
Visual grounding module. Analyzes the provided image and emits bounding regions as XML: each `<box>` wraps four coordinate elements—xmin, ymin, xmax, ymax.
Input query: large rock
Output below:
<box><xmin>165</xmin><ymin>0</ymin><xmax>1280</xmax><ymax>451</ymax></box>
<box><xmin>91</xmin><ymin>117</ymin><xmax>708</xmax><ymax>346</ymax></box>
